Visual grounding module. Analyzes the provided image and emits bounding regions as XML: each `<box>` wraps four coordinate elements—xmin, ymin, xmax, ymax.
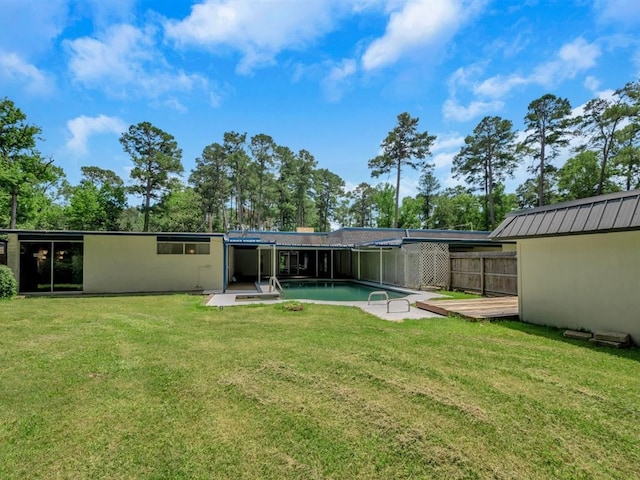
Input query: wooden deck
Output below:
<box><xmin>415</xmin><ymin>296</ymin><xmax>519</xmax><ymax>320</ymax></box>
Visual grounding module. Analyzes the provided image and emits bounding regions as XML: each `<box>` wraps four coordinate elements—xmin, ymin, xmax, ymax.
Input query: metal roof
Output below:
<box><xmin>490</xmin><ymin>189</ymin><xmax>640</xmax><ymax>239</ymax></box>
<box><xmin>229</xmin><ymin>227</ymin><xmax>494</xmax><ymax>247</ymax></box>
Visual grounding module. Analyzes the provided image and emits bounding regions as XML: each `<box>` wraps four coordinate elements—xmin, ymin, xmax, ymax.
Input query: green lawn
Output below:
<box><xmin>1</xmin><ymin>295</ymin><xmax>639</xmax><ymax>479</ymax></box>
<box><xmin>435</xmin><ymin>289</ymin><xmax>483</xmax><ymax>300</ymax></box>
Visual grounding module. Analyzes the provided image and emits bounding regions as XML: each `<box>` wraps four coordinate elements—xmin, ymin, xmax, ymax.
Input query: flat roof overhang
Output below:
<box><xmin>0</xmin><ymin>229</ymin><xmax>225</xmax><ymax>239</ymax></box>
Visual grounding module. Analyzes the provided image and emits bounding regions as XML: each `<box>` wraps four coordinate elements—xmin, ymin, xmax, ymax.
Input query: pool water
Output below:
<box><xmin>280</xmin><ymin>280</ymin><xmax>407</xmax><ymax>302</ymax></box>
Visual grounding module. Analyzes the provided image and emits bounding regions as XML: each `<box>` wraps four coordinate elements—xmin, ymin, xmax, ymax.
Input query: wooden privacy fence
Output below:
<box><xmin>449</xmin><ymin>251</ymin><xmax>517</xmax><ymax>296</ymax></box>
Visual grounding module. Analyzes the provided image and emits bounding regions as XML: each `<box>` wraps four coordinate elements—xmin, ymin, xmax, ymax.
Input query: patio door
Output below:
<box><xmin>19</xmin><ymin>241</ymin><xmax>83</xmax><ymax>292</ymax></box>
<box><xmin>279</xmin><ymin>251</ymin><xmax>300</xmax><ymax>275</ymax></box>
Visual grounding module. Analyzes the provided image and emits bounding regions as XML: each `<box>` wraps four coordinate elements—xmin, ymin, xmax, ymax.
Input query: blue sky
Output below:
<box><xmin>1</xmin><ymin>0</ymin><xmax>639</xmax><ymax>200</ymax></box>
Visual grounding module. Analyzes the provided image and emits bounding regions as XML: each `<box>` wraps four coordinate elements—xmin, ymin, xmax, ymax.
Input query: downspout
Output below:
<box><xmin>379</xmin><ymin>246</ymin><xmax>383</xmax><ymax>285</ymax></box>
<box><xmin>223</xmin><ymin>241</ymin><xmax>228</xmax><ymax>292</ymax></box>
<box><xmin>358</xmin><ymin>250</ymin><xmax>361</xmax><ymax>280</ymax></box>
<box><xmin>330</xmin><ymin>249</ymin><xmax>334</xmax><ymax>279</ymax></box>
<box><xmin>257</xmin><ymin>248</ymin><xmax>261</xmax><ymax>285</ymax></box>
<box><xmin>272</xmin><ymin>244</ymin><xmax>276</xmax><ymax>278</ymax></box>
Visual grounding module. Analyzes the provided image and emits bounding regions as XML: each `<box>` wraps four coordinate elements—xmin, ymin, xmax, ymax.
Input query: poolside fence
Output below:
<box><xmin>353</xmin><ymin>246</ymin><xmax>517</xmax><ymax>295</ymax></box>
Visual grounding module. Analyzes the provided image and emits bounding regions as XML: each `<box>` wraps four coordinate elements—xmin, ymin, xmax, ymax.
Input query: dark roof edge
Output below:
<box><xmin>0</xmin><ymin>229</ymin><xmax>225</xmax><ymax>237</ymax></box>
<box><xmin>503</xmin><ymin>189</ymin><xmax>640</xmax><ymax>218</ymax></box>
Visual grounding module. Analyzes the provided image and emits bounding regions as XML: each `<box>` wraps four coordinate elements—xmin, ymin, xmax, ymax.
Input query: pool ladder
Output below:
<box><xmin>269</xmin><ymin>276</ymin><xmax>284</xmax><ymax>297</ymax></box>
<box><xmin>367</xmin><ymin>290</ymin><xmax>410</xmax><ymax>313</ymax></box>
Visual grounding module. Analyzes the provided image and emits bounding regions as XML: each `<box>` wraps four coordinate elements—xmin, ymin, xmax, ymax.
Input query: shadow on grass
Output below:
<box><xmin>495</xmin><ymin>319</ymin><xmax>640</xmax><ymax>363</ymax></box>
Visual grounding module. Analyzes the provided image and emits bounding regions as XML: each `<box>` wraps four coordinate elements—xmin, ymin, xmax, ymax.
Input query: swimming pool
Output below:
<box><xmin>279</xmin><ymin>280</ymin><xmax>408</xmax><ymax>302</ymax></box>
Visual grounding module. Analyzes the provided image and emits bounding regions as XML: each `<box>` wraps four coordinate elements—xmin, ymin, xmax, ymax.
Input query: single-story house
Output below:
<box><xmin>1</xmin><ymin>231</ymin><xmax>225</xmax><ymax>294</ymax></box>
<box><xmin>1</xmin><ymin>227</ymin><xmax>511</xmax><ymax>295</ymax></box>
<box><xmin>490</xmin><ymin>189</ymin><xmax>640</xmax><ymax>344</ymax></box>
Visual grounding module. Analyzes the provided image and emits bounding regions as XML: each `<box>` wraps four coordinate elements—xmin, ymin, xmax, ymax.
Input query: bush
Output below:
<box><xmin>279</xmin><ymin>301</ymin><xmax>304</xmax><ymax>312</ymax></box>
<box><xmin>0</xmin><ymin>265</ymin><xmax>17</xmax><ymax>300</ymax></box>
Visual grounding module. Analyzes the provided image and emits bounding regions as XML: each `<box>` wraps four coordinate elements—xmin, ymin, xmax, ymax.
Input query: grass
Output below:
<box><xmin>435</xmin><ymin>289</ymin><xmax>483</xmax><ymax>300</ymax></box>
<box><xmin>1</xmin><ymin>295</ymin><xmax>640</xmax><ymax>479</ymax></box>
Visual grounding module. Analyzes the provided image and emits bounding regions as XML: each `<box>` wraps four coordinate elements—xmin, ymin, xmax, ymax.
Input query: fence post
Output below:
<box><xmin>480</xmin><ymin>256</ymin><xmax>485</xmax><ymax>295</ymax></box>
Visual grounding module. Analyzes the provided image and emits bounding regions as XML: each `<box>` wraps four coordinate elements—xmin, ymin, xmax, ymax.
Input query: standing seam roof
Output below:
<box><xmin>490</xmin><ymin>190</ymin><xmax>640</xmax><ymax>239</ymax></box>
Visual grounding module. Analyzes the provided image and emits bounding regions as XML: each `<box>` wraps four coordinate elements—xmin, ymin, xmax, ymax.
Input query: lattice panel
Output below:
<box><xmin>354</xmin><ymin>242</ymin><xmax>450</xmax><ymax>289</ymax></box>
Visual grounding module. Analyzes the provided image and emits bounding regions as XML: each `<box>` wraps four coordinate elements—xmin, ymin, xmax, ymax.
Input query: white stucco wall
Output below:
<box><xmin>518</xmin><ymin>230</ymin><xmax>640</xmax><ymax>343</ymax></box>
<box><xmin>83</xmin><ymin>235</ymin><xmax>224</xmax><ymax>293</ymax></box>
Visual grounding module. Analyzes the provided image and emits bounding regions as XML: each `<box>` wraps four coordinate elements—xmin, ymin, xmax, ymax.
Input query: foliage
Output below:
<box><xmin>417</xmin><ymin>167</ymin><xmax>441</xmax><ymax>227</ymax></box>
<box><xmin>2</xmin><ymin>79</ymin><xmax>640</xmax><ymax>234</ymax></box>
<box><xmin>611</xmin><ymin>123</ymin><xmax>640</xmax><ymax>191</ymax></box>
<box><xmin>348</xmin><ymin>182</ymin><xmax>376</xmax><ymax>227</ymax></box>
<box><xmin>0</xmin><ymin>265</ymin><xmax>17</xmax><ymax>299</ymax></box>
<box><xmin>190</xmin><ymin>142</ymin><xmax>231</xmax><ymax>232</ymax></box>
<box><xmin>578</xmin><ymin>81</ymin><xmax>638</xmax><ymax>196</ymax></box>
<box><xmin>368</xmin><ymin>112</ymin><xmax>436</xmax><ymax>228</ymax></box>
<box><xmin>398</xmin><ymin>195</ymin><xmax>424</xmax><ymax>229</ymax></box>
<box><xmin>372</xmin><ymin>183</ymin><xmax>395</xmax><ymax>228</ymax></box>
<box><xmin>120</xmin><ymin>121</ymin><xmax>183</xmax><ymax>232</ymax></box>
<box><xmin>430</xmin><ymin>186</ymin><xmax>483</xmax><ymax>230</ymax></box>
<box><xmin>223</xmin><ymin>131</ymin><xmax>251</xmax><ymax>228</ymax></box>
<box><xmin>521</xmin><ymin>94</ymin><xmax>573</xmax><ymax>207</ymax></box>
<box><xmin>152</xmin><ymin>182</ymin><xmax>204</xmax><ymax>232</ymax></box>
<box><xmin>249</xmin><ymin>133</ymin><xmax>277</xmax><ymax>229</ymax></box>
<box><xmin>557</xmin><ymin>150</ymin><xmax>620</xmax><ymax>200</ymax></box>
<box><xmin>279</xmin><ymin>300</ymin><xmax>305</xmax><ymax>311</ymax></box>
<box><xmin>0</xmin><ymin>98</ymin><xmax>59</xmax><ymax>229</ymax></box>
<box><xmin>1</xmin><ymin>295</ymin><xmax>640</xmax><ymax>478</ymax></box>
<box><xmin>515</xmin><ymin>165</ymin><xmax>559</xmax><ymax>209</ymax></box>
<box><xmin>453</xmin><ymin>116</ymin><xmax>519</xmax><ymax>229</ymax></box>
<box><xmin>313</xmin><ymin>168</ymin><xmax>344</xmax><ymax>232</ymax></box>
<box><xmin>66</xmin><ymin>166</ymin><xmax>126</xmax><ymax>231</ymax></box>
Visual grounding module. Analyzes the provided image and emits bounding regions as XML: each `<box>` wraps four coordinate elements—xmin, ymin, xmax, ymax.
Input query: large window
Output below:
<box><xmin>0</xmin><ymin>241</ymin><xmax>6</xmax><ymax>265</ymax></box>
<box><xmin>19</xmin><ymin>241</ymin><xmax>83</xmax><ymax>292</ymax></box>
<box><xmin>157</xmin><ymin>236</ymin><xmax>210</xmax><ymax>255</ymax></box>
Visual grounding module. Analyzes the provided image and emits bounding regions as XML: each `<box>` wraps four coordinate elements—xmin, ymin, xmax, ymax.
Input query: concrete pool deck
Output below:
<box><xmin>205</xmin><ymin>290</ymin><xmax>447</xmax><ymax>322</ymax></box>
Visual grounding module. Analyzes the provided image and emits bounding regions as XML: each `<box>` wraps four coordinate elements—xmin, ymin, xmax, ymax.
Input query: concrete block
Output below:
<box><xmin>563</xmin><ymin>330</ymin><xmax>592</xmax><ymax>341</ymax></box>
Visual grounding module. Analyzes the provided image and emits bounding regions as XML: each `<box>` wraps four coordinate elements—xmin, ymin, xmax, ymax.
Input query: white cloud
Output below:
<box><xmin>442</xmin><ymin>98</ymin><xmax>504</xmax><ymax>122</ymax></box>
<box><xmin>164</xmin><ymin>0</ymin><xmax>341</xmax><ymax>75</ymax></box>
<box><xmin>473</xmin><ymin>74</ymin><xmax>528</xmax><ymax>99</ymax></box>
<box><xmin>530</xmin><ymin>37</ymin><xmax>601</xmax><ymax>86</ymax></box>
<box><xmin>584</xmin><ymin>75</ymin><xmax>601</xmax><ymax>92</ymax></box>
<box><xmin>66</xmin><ymin>114</ymin><xmax>127</xmax><ymax>155</ymax></box>
<box><xmin>65</xmin><ymin>23</ymin><xmax>214</xmax><ymax>103</ymax></box>
<box><xmin>0</xmin><ymin>51</ymin><xmax>53</xmax><ymax>95</ymax></box>
<box><xmin>432</xmin><ymin>133</ymin><xmax>465</xmax><ymax>153</ymax></box>
<box><xmin>473</xmin><ymin>38</ymin><xmax>601</xmax><ymax>99</ymax></box>
<box><xmin>443</xmin><ymin>37</ymin><xmax>602</xmax><ymax>122</ymax></box>
<box><xmin>0</xmin><ymin>0</ymin><xmax>67</xmax><ymax>56</ymax></box>
<box><xmin>594</xmin><ymin>0</ymin><xmax>640</xmax><ymax>27</ymax></box>
<box><xmin>361</xmin><ymin>0</ymin><xmax>485</xmax><ymax>71</ymax></box>
<box><xmin>430</xmin><ymin>133</ymin><xmax>465</xmax><ymax>169</ymax></box>
<box><xmin>433</xmin><ymin>151</ymin><xmax>457</xmax><ymax>170</ymax></box>
<box><xmin>322</xmin><ymin>58</ymin><xmax>357</xmax><ymax>102</ymax></box>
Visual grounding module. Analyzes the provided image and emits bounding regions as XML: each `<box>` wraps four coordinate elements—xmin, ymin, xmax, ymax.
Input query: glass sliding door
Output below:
<box><xmin>19</xmin><ymin>241</ymin><xmax>83</xmax><ymax>293</ymax></box>
<box><xmin>19</xmin><ymin>242</ymin><xmax>52</xmax><ymax>292</ymax></box>
<box><xmin>52</xmin><ymin>242</ymin><xmax>83</xmax><ymax>291</ymax></box>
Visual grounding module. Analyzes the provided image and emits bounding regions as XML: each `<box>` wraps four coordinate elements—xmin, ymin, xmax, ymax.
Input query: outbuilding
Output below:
<box><xmin>490</xmin><ymin>190</ymin><xmax>640</xmax><ymax>344</ymax></box>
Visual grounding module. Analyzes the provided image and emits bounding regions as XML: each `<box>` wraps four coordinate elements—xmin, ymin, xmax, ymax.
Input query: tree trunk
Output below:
<box><xmin>10</xmin><ymin>188</ymin><xmax>18</xmax><ymax>229</ymax></box>
<box><xmin>487</xmin><ymin>159</ymin><xmax>495</xmax><ymax>229</ymax></box>
<box><xmin>538</xmin><ymin>128</ymin><xmax>546</xmax><ymax>207</ymax></box>
<box><xmin>597</xmin><ymin>139</ymin><xmax>612</xmax><ymax>196</ymax></box>
<box><xmin>143</xmin><ymin>183</ymin><xmax>151</xmax><ymax>232</ymax></box>
<box><xmin>394</xmin><ymin>159</ymin><xmax>401</xmax><ymax>229</ymax></box>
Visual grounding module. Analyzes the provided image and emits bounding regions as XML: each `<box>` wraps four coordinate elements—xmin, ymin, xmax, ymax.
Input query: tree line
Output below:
<box><xmin>1</xmin><ymin>78</ymin><xmax>638</xmax><ymax>233</ymax></box>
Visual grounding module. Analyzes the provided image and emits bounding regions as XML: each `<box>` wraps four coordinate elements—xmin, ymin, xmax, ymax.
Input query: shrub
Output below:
<box><xmin>280</xmin><ymin>301</ymin><xmax>304</xmax><ymax>312</ymax></box>
<box><xmin>0</xmin><ymin>265</ymin><xmax>17</xmax><ymax>300</ymax></box>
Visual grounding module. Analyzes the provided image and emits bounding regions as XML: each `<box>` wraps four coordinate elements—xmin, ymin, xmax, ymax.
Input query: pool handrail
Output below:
<box><xmin>367</xmin><ymin>290</ymin><xmax>389</xmax><ymax>304</ymax></box>
<box><xmin>269</xmin><ymin>276</ymin><xmax>284</xmax><ymax>296</ymax></box>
